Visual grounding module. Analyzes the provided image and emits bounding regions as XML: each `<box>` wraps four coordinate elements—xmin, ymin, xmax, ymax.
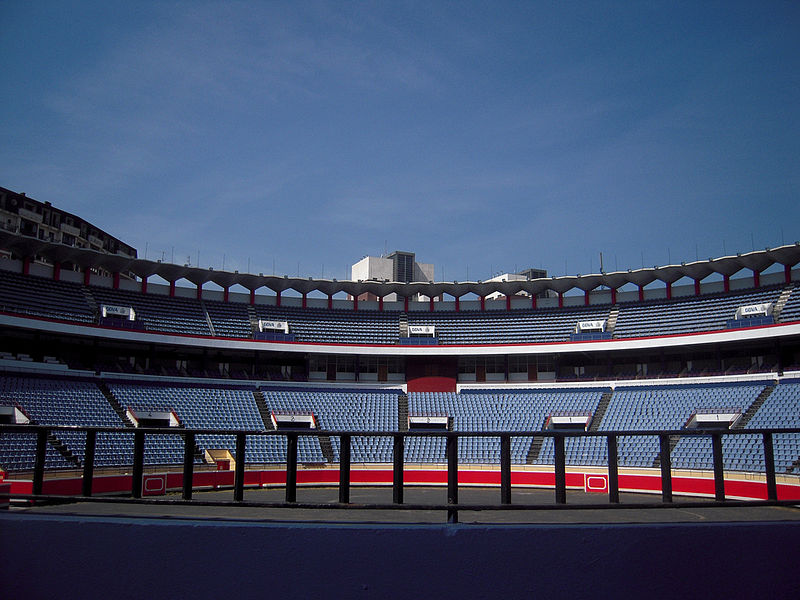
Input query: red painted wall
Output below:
<box><xmin>405</xmin><ymin>357</ymin><xmax>458</xmax><ymax>392</ymax></box>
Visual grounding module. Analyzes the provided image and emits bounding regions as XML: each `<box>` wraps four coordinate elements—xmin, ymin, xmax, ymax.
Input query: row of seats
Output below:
<box><xmin>2</xmin><ymin>376</ymin><xmax>800</xmax><ymax>474</ymax></box>
<box><xmin>1</xmin><ymin>270</ymin><xmax>796</xmax><ymax>344</ymax></box>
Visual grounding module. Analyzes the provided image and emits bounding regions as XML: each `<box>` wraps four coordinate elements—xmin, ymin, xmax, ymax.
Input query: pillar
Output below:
<box><xmin>506</xmin><ymin>295</ymin><xmax>512</xmax><ymax>311</ymax></box>
<box><xmin>276</xmin><ymin>290</ymin><xmax>281</xmax><ymax>307</ymax></box>
<box><xmin>169</xmin><ymin>281</ymin><xmax>176</xmax><ymax>297</ymax></box>
<box><xmin>250</xmin><ymin>289</ymin><xmax>256</xmax><ymax>305</ymax></box>
<box><xmin>665</xmin><ymin>282</ymin><xmax>672</xmax><ymax>300</ymax></box>
<box><xmin>53</xmin><ymin>261</ymin><xmax>61</xmax><ymax>281</ymax></box>
<box><xmin>558</xmin><ymin>292</ymin><xmax>563</xmax><ymax>308</ymax></box>
<box><xmin>723</xmin><ymin>274</ymin><xmax>730</xmax><ymax>293</ymax></box>
<box><xmin>694</xmin><ymin>279</ymin><xmax>701</xmax><ymax>296</ymax></box>
<box><xmin>141</xmin><ymin>277</ymin><xmax>148</xmax><ymax>294</ymax></box>
<box><xmin>22</xmin><ymin>257</ymin><xmax>31</xmax><ymax>275</ymax></box>
<box><xmin>378</xmin><ymin>296</ymin><xmax>383</xmax><ymax>312</ymax></box>
<box><xmin>196</xmin><ymin>284</ymin><xmax>203</xmax><ymax>300</ymax></box>
<box><xmin>302</xmin><ymin>293</ymin><xmax>307</xmax><ymax>309</ymax></box>
<box><xmin>584</xmin><ymin>290</ymin><xmax>590</xmax><ymax>306</ymax></box>
<box><xmin>455</xmin><ymin>296</ymin><xmax>460</xmax><ymax>312</ymax></box>
<box><xmin>83</xmin><ymin>267</ymin><xmax>91</xmax><ymax>286</ymax></box>
<box><xmin>638</xmin><ymin>286</ymin><xmax>644</xmax><ymax>302</ymax></box>
<box><xmin>430</xmin><ymin>297</ymin><xmax>435</xmax><ymax>312</ymax></box>
<box><xmin>610</xmin><ymin>288</ymin><xmax>617</xmax><ymax>304</ymax></box>
<box><xmin>753</xmin><ymin>270</ymin><xmax>760</xmax><ymax>288</ymax></box>
<box><xmin>480</xmin><ymin>296</ymin><xmax>486</xmax><ymax>311</ymax></box>
<box><xmin>113</xmin><ymin>272</ymin><xmax>120</xmax><ymax>290</ymax></box>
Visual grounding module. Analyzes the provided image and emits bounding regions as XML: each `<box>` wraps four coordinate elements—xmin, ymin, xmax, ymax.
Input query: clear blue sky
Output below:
<box><xmin>2</xmin><ymin>1</ymin><xmax>799</xmax><ymax>283</ymax></box>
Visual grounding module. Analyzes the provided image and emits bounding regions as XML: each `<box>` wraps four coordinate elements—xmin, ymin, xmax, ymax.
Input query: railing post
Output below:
<box><xmin>446</xmin><ymin>433</ymin><xmax>458</xmax><ymax>523</ymax></box>
<box><xmin>132</xmin><ymin>429</ymin><xmax>145</xmax><ymax>499</ymax></box>
<box><xmin>500</xmin><ymin>434</ymin><xmax>511</xmax><ymax>504</ymax></box>
<box><xmin>82</xmin><ymin>429</ymin><xmax>96</xmax><ymax>497</ymax></box>
<box><xmin>339</xmin><ymin>434</ymin><xmax>351</xmax><ymax>504</ymax></box>
<box><xmin>286</xmin><ymin>432</ymin><xmax>298</xmax><ymax>503</ymax></box>
<box><xmin>659</xmin><ymin>433</ymin><xmax>672</xmax><ymax>503</ymax></box>
<box><xmin>182</xmin><ymin>431</ymin><xmax>195</xmax><ymax>501</ymax></box>
<box><xmin>763</xmin><ymin>432</ymin><xmax>778</xmax><ymax>501</ymax></box>
<box><xmin>393</xmin><ymin>434</ymin><xmax>404</xmax><ymax>504</ymax></box>
<box><xmin>234</xmin><ymin>433</ymin><xmax>246</xmax><ymax>502</ymax></box>
<box><xmin>554</xmin><ymin>434</ymin><xmax>566</xmax><ymax>504</ymax></box>
<box><xmin>711</xmin><ymin>432</ymin><xmax>725</xmax><ymax>501</ymax></box>
<box><xmin>607</xmin><ymin>434</ymin><xmax>619</xmax><ymax>504</ymax></box>
<box><xmin>33</xmin><ymin>428</ymin><xmax>48</xmax><ymax>497</ymax></box>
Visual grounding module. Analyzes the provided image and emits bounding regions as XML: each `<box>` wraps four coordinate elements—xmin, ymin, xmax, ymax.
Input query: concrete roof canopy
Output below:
<box><xmin>1</xmin><ymin>231</ymin><xmax>798</xmax><ymax>300</ymax></box>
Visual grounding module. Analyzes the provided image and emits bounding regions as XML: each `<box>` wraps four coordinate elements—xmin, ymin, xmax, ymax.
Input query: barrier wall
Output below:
<box><xmin>2</xmin><ymin>514</ymin><xmax>799</xmax><ymax>600</ymax></box>
<box><xmin>7</xmin><ymin>465</ymin><xmax>800</xmax><ymax>501</ymax></box>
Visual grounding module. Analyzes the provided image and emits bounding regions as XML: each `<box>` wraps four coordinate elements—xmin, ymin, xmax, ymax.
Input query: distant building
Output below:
<box><xmin>351</xmin><ymin>251</ymin><xmax>434</xmax><ymax>301</ymax></box>
<box><xmin>0</xmin><ymin>186</ymin><xmax>137</xmax><ymax>277</ymax></box>
<box><xmin>485</xmin><ymin>268</ymin><xmax>549</xmax><ymax>300</ymax></box>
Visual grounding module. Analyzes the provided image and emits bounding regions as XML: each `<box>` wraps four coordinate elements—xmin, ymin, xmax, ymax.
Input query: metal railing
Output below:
<box><xmin>1</xmin><ymin>424</ymin><xmax>799</xmax><ymax>523</ymax></box>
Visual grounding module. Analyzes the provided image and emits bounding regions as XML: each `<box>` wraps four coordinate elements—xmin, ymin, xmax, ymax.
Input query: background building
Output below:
<box><xmin>351</xmin><ymin>251</ymin><xmax>435</xmax><ymax>301</ymax></box>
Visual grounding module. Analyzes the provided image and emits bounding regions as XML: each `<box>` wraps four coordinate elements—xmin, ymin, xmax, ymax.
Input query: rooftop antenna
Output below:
<box><xmin>599</xmin><ymin>252</ymin><xmax>604</xmax><ymax>273</ymax></box>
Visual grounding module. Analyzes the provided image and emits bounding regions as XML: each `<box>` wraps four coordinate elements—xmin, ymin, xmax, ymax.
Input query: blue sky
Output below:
<box><xmin>2</xmin><ymin>1</ymin><xmax>799</xmax><ymax>283</ymax></box>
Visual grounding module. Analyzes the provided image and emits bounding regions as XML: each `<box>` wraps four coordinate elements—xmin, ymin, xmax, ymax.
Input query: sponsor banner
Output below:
<box><xmin>576</xmin><ymin>320</ymin><xmax>605</xmax><ymax>333</ymax></box>
<box><xmin>408</xmin><ymin>325</ymin><xmax>435</xmax><ymax>335</ymax></box>
<box><xmin>259</xmin><ymin>320</ymin><xmax>289</xmax><ymax>334</ymax></box>
<box><xmin>101</xmin><ymin>304</ymin><xmax>135</xmax><ymax>320</ymax></box>
<box><xmin>736</xmin><ymin>303</ymin><xmax>773</xmax><ymax>319</ymax></box>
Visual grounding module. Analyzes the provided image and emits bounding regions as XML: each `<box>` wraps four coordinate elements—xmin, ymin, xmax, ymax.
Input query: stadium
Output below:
<box><xmin>2</xmin><ymin>186</ymin><xmax>800</xmax><ymax>597</ymax></box>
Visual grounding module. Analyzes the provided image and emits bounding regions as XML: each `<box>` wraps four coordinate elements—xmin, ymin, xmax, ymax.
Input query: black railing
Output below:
<box><xmin>1</xmin><ymin>424</ymin><xmax>798</xmax><ymax>523</ymax></box>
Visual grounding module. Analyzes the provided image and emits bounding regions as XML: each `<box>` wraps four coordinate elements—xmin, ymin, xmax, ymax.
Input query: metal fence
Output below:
<box><xmin>2</xmin><ymin>424</ymin><xmax>799</xmax><ymax>523</ymax></box>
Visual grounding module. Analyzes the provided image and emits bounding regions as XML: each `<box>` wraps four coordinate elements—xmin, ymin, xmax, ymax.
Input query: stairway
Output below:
<box><xmin>526</xmin><ymin>436</ymin><xmax>544</xmax><ymax>464</ymax></box>
<box><xmin>398</xmin><ymin>313</ymin><xmax>409</xmax><ymax>339</ymax></box>
<box><xmin>252</xmin><ymin>390</ymin><xmax>274</xmax><ymax>430</ymax></box>
<box><xmin>733</xmin><ymin>384</ymin><xmax>775</xmax><ymax>429</ymax></box>
<box><xmin>98</xmin><ymin>382</ymin><xmax>135</xmax><ymax>427</ymax></box>
<box><xmin>588</xmin><ymin>391</ymin><xmax>613</xmax><ymax>431</ymax></box>
<box><xmin>652</xmin><ymin>436</ymin><xmax>681</xmax><ymax>469</ymax></box>
<box><xmin>81</xmin><ymin>286</ymin><xmax>99</xmax><ymax>320</ymax></box>
<box><xmin>47</xmin><ymin>431</ymin><xmax>81</xmax><ymax>468</ymax></box>
<box><xmin>246</xmin><ymin>304</ymin><xmax>260</xmax><ymax>337</ymax></box>
<box><xmin>398</xmin><ymin>393</ymin><xmax>409</xmax><ymax>431</ymax></box>
<box><xmin>318</xmin><ymin>435</ymin><xmax>336</xmax><ymax>463</ymax></box>
<box><xmin>199</xmin><ymin>300</ymin><xmax>216</xmax><ymax>336</ymax></box>
<box><xmin>606</xmin><ymin>306</ymin><xmax>620</xmax><ymax>336</ymax></box>
<box><xmin>773</xmin><ymin>286</ymin><xmax>795</xmax><ymax>322</ymax></box>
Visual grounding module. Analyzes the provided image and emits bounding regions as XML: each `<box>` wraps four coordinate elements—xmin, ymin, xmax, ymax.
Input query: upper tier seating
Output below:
<box><xmin>0</xmin><ymin>269</ymin><xmax>795</xmax><ymax>344</ymax></box>
<box><xmin>254</xmin><ymin>306</ymin><xmax>398</xmax><ymax>345</ymax></box>
<box><xmin>613</xmin><ymin>287</ymin><xmax>783</xmax><ymax>339</ymax></box>
<box><xmin>90</xmin><ymin>286</ymin><xmax>211</xmax><ymax>336</ymax></box>
<box><xmin>778</xmin><ymin>286</ymin><xmax>800</xmax><ymax>324</ymax></box>
<box><xmin>407</xmin><ymin>307</ymin><xmax>611</xmax><ymax>344</ymax></box>
<box><xmin>0</xmin><ymin>270</ymin><xmax>94</xmax><ymax>323</ymax></box>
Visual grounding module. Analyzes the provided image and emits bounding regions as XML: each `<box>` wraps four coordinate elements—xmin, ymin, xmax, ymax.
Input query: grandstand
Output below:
<box><xmin>0</xmin><ymin>231</ymin><xmax>798</xmax><ymax>489</ymax></box>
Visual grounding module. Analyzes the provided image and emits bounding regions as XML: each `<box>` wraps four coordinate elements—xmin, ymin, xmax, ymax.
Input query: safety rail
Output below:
<box><xmin>1</xmin><ymin>424</ymin><xmax>799</xmax><ymax>523</ymax></box>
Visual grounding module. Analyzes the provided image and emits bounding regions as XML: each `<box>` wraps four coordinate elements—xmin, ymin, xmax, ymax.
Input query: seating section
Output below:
<box><xmin>731</xmin><ymin>380</ymin><xmax>800</xmax><ymax>473</ymax></box>
<box><xmin>613</xmin><ymin>287</ymin><xmax>783</xmax><ymax>339</ymax></box>
<box><xmin>2</xmin><ymin>373</ymin><xmax>800</xmax><ymax>476</ymax></box>
<box><xmin>262</xmin><ymin>388</ymin><xmax>399</xmax><ymax>463</ymax></box>
<box><xmin>204</xmin><ymin>299</ymin><xmax>252</xmax><ymax>338</ymax></box>
<box><xmin>1</xmin><ymin>269</ymin><xmax>796</xmax><ymax>345</ymax></box>
<box><xmin>107</xmin><ymin>383</ymin><xmax>287</xmax><ymax>464</ymax></box>
<box><xmin>254</xmin><ymin>306</ymin><xmax>398</xmax><ymax>345</ymax></box>
<box><xmin>0</xmin><ymin>375</ymin><xmax>138</xmax><ymax>468</ymax></box>
<box><xmin>0</xmin><ymin>269</ymin><xmax>94</xmax><ymax>323</ymax></box>
<box><xmin>407</xmin><ymin>307</ymin><xmax>611</xmax><ymax>344</ymax></box>
<box><xmin>779</xmin><ymin>286</ymin><xmax>800</xmax><ymax>324</ymax></box>
<box><xmin>408</xmin><ymin>390</ymin><xmax>605</xmax><ymax>464</ymax></box>
<box><xmin>599</xmin><ymin>383</ymin><xmax>766</xmax><ymax>469</ymax></box>
<box><xmin>90</xmin><ymin>286</ymin><xmax>211</xmax><ymax>336</ymax></box>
